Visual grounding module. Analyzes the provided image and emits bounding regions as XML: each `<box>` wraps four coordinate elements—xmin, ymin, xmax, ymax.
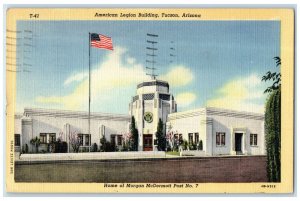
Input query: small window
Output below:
<box><xmin>85</xmin><ymin>134</ymin><xmax>90</xmax><ymax>146</ymax></box>
<box><xmin>216</xmin><ymin>132</ymin><xmax>225</xmax><ymax>146</ymax></box>
<box><xmin>111</xmin><ymin>135</ymin><xmax>116</xmax><ymax>146</ymax></box>
<box><xmin>40</xmin><ymin>133</ymin><xmax>47</xmax><ymax>144</ymax></box>
<box><xmin>15</xmin><ymin>134</ymin><xmax>20</xmax><ymax>146</ymax></box>
<box><xmin>194</xmin><ymin>133</ymin><xmax>199</xmax><ymax>144</ymax></box>
<box><xmin>117</xmin><ymin>135</ymin><xmax>122</xmax><ymax>146</ymax></box>
<box><xmin>188</xmin><ymin>133</ymin><xmax>193</xmax><ymax>144</ymax></box>
<box><xmin>78</xmin><ymin>134</ymin><xmax>83</xmax><ymax>146</ymax></box>
<box><xmin>49</xmin><ymin>133</ymin><xmax>56</xmax><ymax>143</ymax></box>
<box><xmin>250</xmin><ymin>134</ymin><xmax>258</xmax><ymax>146</ymax></box>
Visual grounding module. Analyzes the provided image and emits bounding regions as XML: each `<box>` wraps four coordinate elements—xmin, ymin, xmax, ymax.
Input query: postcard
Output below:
<box><xmin>5</xmin><ymin>7</ymin><xmax>294</xmax><ymax>193</ymax></box>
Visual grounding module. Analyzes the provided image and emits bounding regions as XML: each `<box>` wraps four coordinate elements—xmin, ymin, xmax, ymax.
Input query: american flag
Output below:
<box><xmin>90</xmin><ymin>33</ymin><xmax>113</xmax><ymax>50</ymax></box>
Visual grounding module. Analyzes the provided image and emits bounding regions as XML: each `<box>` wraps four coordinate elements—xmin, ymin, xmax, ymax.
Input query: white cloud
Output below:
<box><xmin>175</xmin><ymin>92</ymin><xmax>197</xmax><ymax>107</ymax></box>
<box><xmin>206</xmin><ymin>74</ymin><xmax>266</xmax><ymax>113</ymax></box>
<box><xmin>126</xmin><ymin>57</ymin><xmax>136</xmax><ymax>64</ymax></box>
<box><xmin>36</xmin><ymin>47</ymin><xmax>148</xmax><ymax>111</ymax></box>
<box><xmin>64</xmin><ymin>71</ymin><xmax>88</xmax><ymax>86</ymax></box>
<box><xmin>36</xmin><ymin>47</ymin><xmax>195</xmax><ymax>112</ymax></box>
<box><xmin>159</xmin><ymin>65</ymin><xmax>194</xmax><ymax>87</ymax></box>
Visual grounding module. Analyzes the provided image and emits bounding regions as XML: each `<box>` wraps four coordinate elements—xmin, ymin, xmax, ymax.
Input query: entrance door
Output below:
<box><xmin>143</xmin><ymin>134</ymin><xmax>153</xmax><ymax>151</ymax></box>
<box><xmin>235</xmin><ymin>133</ymin><xmax>243</xmax><ymax>155</ymax></box>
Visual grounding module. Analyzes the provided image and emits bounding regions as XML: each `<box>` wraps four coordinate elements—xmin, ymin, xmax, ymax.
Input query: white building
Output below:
<box><xmin>14</xmin><ymin>108</ymin><xmax>130</xmax><ymax>153</ymax></box>
<box><xmin>167</xmin><ymin>107</ymin><xmax>265</xmax><ymax>156</ymax></box>
<box><xmin>14</xmin><ymin>78</ymin><xmax>265</xmax><ymax>156</ymax></box>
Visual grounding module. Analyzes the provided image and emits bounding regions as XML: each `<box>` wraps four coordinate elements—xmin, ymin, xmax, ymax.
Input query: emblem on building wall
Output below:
<box><xmin>144</xmin><ymin>112</ymin><xmax>153</xmax><ymax>123</ymax></box>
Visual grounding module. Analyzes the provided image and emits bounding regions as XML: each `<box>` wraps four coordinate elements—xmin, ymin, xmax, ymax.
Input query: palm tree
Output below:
<box><xmin>30</xmin><ymin>136</ymin><xmax>41</xmax><ymax>153</ymax></box>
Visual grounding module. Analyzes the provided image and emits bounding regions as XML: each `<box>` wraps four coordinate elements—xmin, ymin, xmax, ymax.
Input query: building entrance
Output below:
<box><xmin>235</xmin><ymin>133</ymin><xmax>243</xmax><ymax>155</ymax></box>
<box><xmin>143</xmin><ymin>134</ymin><xmax>153</xmax><ymax>151</ymax></box>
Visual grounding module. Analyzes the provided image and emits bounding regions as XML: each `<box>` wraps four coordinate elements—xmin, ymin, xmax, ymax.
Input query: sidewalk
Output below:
<box><xmin>18</xmin><ymin>151</ymin><xmax>166</xmax><ymax>162</ymax></box>
<box><xmin>16</xmin><ymin>151</ymin><xmax>261</xmax><ymax>162</ymax></box>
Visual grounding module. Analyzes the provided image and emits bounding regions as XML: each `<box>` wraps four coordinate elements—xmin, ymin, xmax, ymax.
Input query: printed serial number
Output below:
<box><xmin>261</xmin><ymin>185</ymin><xmax>276</xmax><ymax>188</ymax></box>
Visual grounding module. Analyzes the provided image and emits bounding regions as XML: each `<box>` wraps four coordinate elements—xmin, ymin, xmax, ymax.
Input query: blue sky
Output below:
<box><xmin>15</xmin><ymin>20</ymin><xmax>280</xmax><ymax>114</ymax></box>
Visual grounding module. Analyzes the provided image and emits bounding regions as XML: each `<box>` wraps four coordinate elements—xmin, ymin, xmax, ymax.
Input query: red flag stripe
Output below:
<box><xmin>90</xmin><ymin>34</ymin><xmax>113</xmax><ymax>50</ymax></box>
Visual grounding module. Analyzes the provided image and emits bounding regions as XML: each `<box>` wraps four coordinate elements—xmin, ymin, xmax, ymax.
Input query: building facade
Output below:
<box><xmin>129</xmin><ymin>79</ymin><xmax>177</xmax><ymax>151</ymax></box>
<box><xmin>166</xmin><ymin>107</ymin><xmax>265</xmax><ymax>156</ymax></box>
<box><xmin>14</xmin><ymin>78</ymin><xmax>266</xmax><ymax>156</ymax></box>
<box><xmin>14</xmin><ymin>108</ymin><xmax>130</xmax><ymax>153</ymax></box>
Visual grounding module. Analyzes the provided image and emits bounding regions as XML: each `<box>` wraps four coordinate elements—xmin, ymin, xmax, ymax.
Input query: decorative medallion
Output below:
<box><xmin>144</xmin><ymin>112</ymin><xmax>153</xmax><ymax>123</ymax></box>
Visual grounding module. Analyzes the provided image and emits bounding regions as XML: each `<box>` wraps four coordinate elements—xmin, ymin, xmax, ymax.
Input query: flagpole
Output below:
<box><xmin>88</xmin><ymin>32</ymin><xmax>91</xmax><ymax>152</ymax></box>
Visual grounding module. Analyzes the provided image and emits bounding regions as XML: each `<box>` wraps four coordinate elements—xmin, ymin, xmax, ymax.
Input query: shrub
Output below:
<box><xmin>121</xmin><ymin>141</ymin><xmax>129</xmax><ymax>151</ymax></box>
<box><xmin>91</xmin><ymin>143</ymin><xmax>98</xmax><ymax>152</ymax></box>
<box><xmin>30</xmin><ymin>137</ymin><xmax>41</xmax><ymax>153</ymax></box>
<box><xmin>61</xmin><ymin>142</ymin><xmax>68</xmax><ymax>153</ymax></box>
<box><xmin>50</xmin><ymin>140</ymin><xmax>68</xmax><ymax>153</ymax></box>
<box><xmin>100</xmin><ymin>135</ymin><xmax>117</xmax><ymax>152</ymax></box>
<box><xmin>22</xmin><ymin>144</ymin><xmax>29</xmax><ymax>154</ymax></box>
<box><xmin>182</xmin><ymin>140</ymin><xmax>188</xmax><ymax>150</ymax></box>
<box><xmin>188</xmin><ymin>142</ymin><xmax>197</xmax><ymax>150</ymax></box>
<box><xmin>173</xmin><ymin>143</ymin><xmax>179</xmax><ymax>152</ymax></box>
<box><xmin>199</xmin><ymin>140</ymin><xmax>203</xmax><ymax>150</ymax></box>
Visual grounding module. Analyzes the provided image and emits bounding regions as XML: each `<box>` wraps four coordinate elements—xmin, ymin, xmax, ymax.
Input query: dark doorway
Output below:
<box><xmin>143</xmin><ymin>134</ymin><xmax>153</xmax><ymax>151</ymax></box>
<box><xmin>235</xmin><ymin>133</ymin><xmax>243</xmax><ymax>154</ymax></box>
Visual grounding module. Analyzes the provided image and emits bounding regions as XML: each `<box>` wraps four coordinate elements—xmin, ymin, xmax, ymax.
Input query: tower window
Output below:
<box><xmin>143</xmin><ymin>93</ymin><xmax>154</xmax><ymax>100</ymax></box>
<box><xmin>159</xmin><ymin>94</ymin><xmax>170</xmax><ymax>101</ymax></box>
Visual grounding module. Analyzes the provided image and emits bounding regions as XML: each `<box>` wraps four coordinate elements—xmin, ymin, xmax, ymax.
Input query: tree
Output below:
<box><xmin>100</xmin><ymin>134</ymin><xmax>115</xmax><ymax>152</ymax></box>
<box><xmin>156</xmin><ymin>118</ymin><xmax>166</xmax><ymax>151</ymax></box>
<box><xmin>262</xmin><ymin>57</ymin><xmax>281</xmax><ymax>182</ymax></box>
<box><xmin>30</xmin><ymin>137</ymin><xmax>41</xmax><ymax>153</ymax></box>
<box><xmin>130</xmin><ymin>116</ymin><xmax>139</xmax><ymax>151</ymax></box>
<box><xmin>100</xmin><ymin>134</ymin><xmax>108</xmax><ymax>152</ymax></box>
<box><xmin>166</xmin><ymin>130</ymin><xmax>179</xmax><ymax>151</ymax></box>
<box><xmin>122</xmin><ymin>132</ymin><xmax>133</xmax><ymax>151</ymax></box>
<box><xmin>265</xmin><ymin>88</ymin><xmax>281</xmax><ymax>182</ymax></box>
<box><xmin>69</xmin><ymin>131</ymin><xmax>81</xmax><ymax>153</ymax></box>
<box><xmin>262</xmin><ymin>57</ymin><xmax>281</xmax><ymax>93</ymax></box>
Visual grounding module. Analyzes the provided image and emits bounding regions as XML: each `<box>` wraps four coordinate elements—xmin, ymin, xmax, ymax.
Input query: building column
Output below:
<box><xmin>243</xmin><ymin>132</ymin><xmax>248</xmax><ymax>155</ymax></box>
<box><xmin>65</xmin><ymin>123</ymin><xmax>70</xmax><ymax>152</ymax></box>
<box><xmin>230</xmin><ymin>128</ymin><xmax>235</xmax><ymax>155</ymax></box>
<box><xmin>203</xmin><ymin>117</ymin><xmax>213</xmax><ymax>156</ymax></box>
<box><xmin>21</xmin><ymin>118</ymin><xmax>33</xmax><ymax>152</ymax></box>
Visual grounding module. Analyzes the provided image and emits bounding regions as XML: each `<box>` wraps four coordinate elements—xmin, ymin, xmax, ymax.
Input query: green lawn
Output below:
<box><xmin>166</xmin><ymin>151</ymin><xmax>180</xmax><ymax>156</ymax></box>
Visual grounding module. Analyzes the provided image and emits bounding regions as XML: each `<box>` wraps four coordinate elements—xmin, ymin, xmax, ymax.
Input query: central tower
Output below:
<box><xmin>129</xmin><ymin>78</ymin><xmax>177</xmax><ymax>151</ymax></box>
